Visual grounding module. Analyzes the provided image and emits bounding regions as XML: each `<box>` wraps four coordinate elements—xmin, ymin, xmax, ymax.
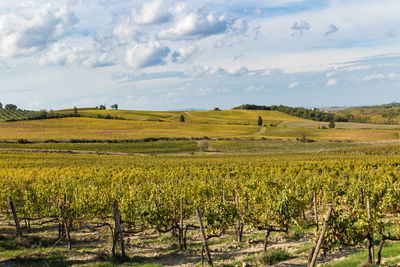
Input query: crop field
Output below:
<box><xmin>59</xmin><ymin>109</ymin><xmax>308</xmax><ymax>125</ymax></box>
<box><xmin>1</xmin><ymin>152</ymin><xmax>400</xmax><ymax>266</ymax></box>
<box><xmin>0</xmin><ymin>117</ymin><xmax>259</xmax><ymax>141</ymax></box>
<box><xmin>0</xmin><ymin>109</ymin><xmax>399</xmax><ymax>142</ymax></box>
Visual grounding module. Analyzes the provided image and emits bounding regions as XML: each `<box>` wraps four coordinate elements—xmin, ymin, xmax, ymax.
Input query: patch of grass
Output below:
<box><xmin>0</xmin><ymin>140</ymin><xmax>200</xmax><ymax>154</ymax></box>
<box><xmin>258</xmin><ymin>249</ymin><xmax>292</xmax><ymax>265</ymax></box>
<box><xmin>295</xmin><ymin>241</ymin><xmax>313</xmax><ymax>255</ymax></box>
<box><xmin>218</xmin><ymin>254</ymin><xmax>256</xmax><ymax>267</ymax></box>
<box><xmin>323</xmin><ymin>241</ymin><xmax>400</xmax><ymax>267</ymax></box>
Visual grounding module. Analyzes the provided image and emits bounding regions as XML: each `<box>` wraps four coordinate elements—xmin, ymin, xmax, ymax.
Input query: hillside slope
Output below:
<box><xmin>0</xmin><ymin>111</ymin><xmax>398</xmax><ymax>142</ymax></box>
<box><xmin>57</xmin><ymin>108</ymin><xmax>307</xmax><ymax>125</ymax></box>
<box><xmin>336</xmin><ymin>102</ymin><xmax>400</xmax><ymax>124</ymax></box>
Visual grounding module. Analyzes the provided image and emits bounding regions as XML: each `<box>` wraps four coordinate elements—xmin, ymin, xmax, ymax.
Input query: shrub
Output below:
<box><xmin>258</xmin><ymin>249</ymin><xmax>291</xmax><ymax>265</ymax></box>
<box><xmin>257</xmin><ymin>116</ymin><xmax>263</xmax><ymax>126</ymax></box>
<box><xmin>198</xmin><ymin>140</ymin><xmax>209</xmax><ymax>151</ymax></box>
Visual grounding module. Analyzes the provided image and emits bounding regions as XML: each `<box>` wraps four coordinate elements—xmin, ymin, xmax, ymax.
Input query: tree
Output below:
<box><xmin>0</xmin><ymin>102</ymin><xmax>2</xmax><ymax>109</ymax></box>
<box><xmin>257</xmin><ymin>116</ymin><xmax>263</xmax><ymax>126</ymax></box>
<box><xmin>213</xmin><ymin>107</ymin><xmax>221</xmax><ymax>111</ymax></box>
<box><xmin>328</xmin><ymin>120</ymin><xmax>335</xmax><ymax>128</ymax></box>
<box><xmin>111</xmin><ymin>104</ymin><xmax>118</xmax><ymax>110</ymax></box>
<box><xmin>99</xmin><ymin>104</ymin><xmax>106</xmax><ymax>110</ymax></box>
<box><xmin>180</xmin><ymin>115</ymin><xmax>185</xmax><ymax>122</ymax></box>
<box><xmin>5</xmin><ymin>104</ymin><xmax>17</xmax><ymax>110</ymax></box>
<box><xmin>73</xmin><ymin>106</ymin><xmax>78</xmax><ymax>114</ymax></box>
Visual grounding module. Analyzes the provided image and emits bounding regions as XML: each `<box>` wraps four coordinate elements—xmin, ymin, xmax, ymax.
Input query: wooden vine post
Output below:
<box><xmin>196</xmin><ymin>207</ymin><xmax>212</xmax><ymax>266</ymax></box>
<box><xmin>112</xmin><ymin>200</ymin><xmax>125</xmax><ymax>258</ymax></box>
<box><xmin>60</xmin><ymin>194</ymin><xmax>72</xmax><ymax>250</ymax></box>
<box><xmin>9</xmin><ymin>196</ymin><xmax>23</xmax><ymax>239</ymax></box>
<box><xmin>308</xmin><ymin>205</ymin><xmax>333</xmax><ymax>267</ymax></box>
<box><xmin>366</xmin><ymin>196</ymin><xmax>374</xmax><ymax>264</ymax></box>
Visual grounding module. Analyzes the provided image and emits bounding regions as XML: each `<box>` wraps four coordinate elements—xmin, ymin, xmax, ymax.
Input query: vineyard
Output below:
<box><xmin>1</xmin><ymin>152</ymin><xmax>400</xmax><ymax>266</ymax></box>
<box><xmin>0</xmin><ymin>109</ymin><xmax>35</xmax><ymax>121</ymax></box>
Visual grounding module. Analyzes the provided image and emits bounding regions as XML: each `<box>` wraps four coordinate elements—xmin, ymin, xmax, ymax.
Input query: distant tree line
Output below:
<box><xmin>233</xmin><ymin>104</ymin><xmax>349</xmax><ymax>122</ymax></box>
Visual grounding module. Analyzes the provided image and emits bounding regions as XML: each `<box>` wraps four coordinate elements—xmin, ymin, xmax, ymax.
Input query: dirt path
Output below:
<box><xmin>185</xmin><ymin>111</ymin><xmax>193</xmax><ymax>117</ymax></box>
<box><xmin>253</xmin><ymin>126</ymin><xmax>266</xmax><ymax>135</ymax></box>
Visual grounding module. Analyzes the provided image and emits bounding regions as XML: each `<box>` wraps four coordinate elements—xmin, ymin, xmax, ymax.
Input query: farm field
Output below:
<box><xmin>1</xmin><ymin>152</ymin><xmax>400</xmax><ymax>266</ymax></box>
<box><xmin>58</xmin><ymin>109</ymin><xmax>308</xmax><ymax>125</ymax></box>
<box><xmin>0</xmin><ymin>109</ymin><xmax>399</xmax><ymax>142</ymax></box>
<box><xmin>2</xmin><ymin>139</ymin><xmax>400</xmax><ymax>155</ymax></box>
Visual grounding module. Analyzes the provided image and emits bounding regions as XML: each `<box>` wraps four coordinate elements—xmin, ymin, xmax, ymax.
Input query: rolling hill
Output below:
<box><xmin>334</xmin><ymin>102</ymin><xmax>400</xmax><ymax>124</ymax></box>
<box><xmin>0</xmin><ymin>108</ymin><xmax>398</xmax><ymax>142</ymax></box>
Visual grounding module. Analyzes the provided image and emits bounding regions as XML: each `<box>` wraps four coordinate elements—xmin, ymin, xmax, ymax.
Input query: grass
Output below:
<box><xmin>0</xmin><ymin>140</ymin><xmax>200</xmax><ymax>154</ymax></box>
<box><xmin>258</xmin><ymin>249</ymin><xmax>292</xmax><ymax>265</ymax></box>
<box><xmin>323</xmin><ymin>241</ymin><xmax>400</xmax><ymax>267</ymax></box>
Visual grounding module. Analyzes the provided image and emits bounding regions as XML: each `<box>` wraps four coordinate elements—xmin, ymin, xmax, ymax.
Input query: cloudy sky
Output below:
<box><xmin>0</xmin><ymin>0</ymin><xmax>399</xmax><ymax>110</ymax></box>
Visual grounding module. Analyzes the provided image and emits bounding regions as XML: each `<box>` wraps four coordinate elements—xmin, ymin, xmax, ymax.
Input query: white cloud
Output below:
<box><xmin>158</xmin><ymin>12</ymin><xmax>232</xmax><ymax>40</ymax></box>
<box><xmin>326</xmin><ymin>71</ymin><xmax>336</xmax><ymax>77</ymax></box>
<box><xmin>125</xmin><ymin>42</ymin><xmax>170</xmax><ymax>68</ymax></box>
<box><xmin>113</xmin><ymin>20</ymin><xmax>144</xmax><ymax>44</ymax></box>
<box><xmin>342</xmin><ymin>65</ymin><xmax>371</xmax><ymax>72</ymax></box>
<box><xmin>362</xmin><ymin>73</ymin><xmax>385</xmax><ymax>81</ymax></box>
<box><xmin>82</xmin><ymin>53</ymin><xmax>115</xmax><ymax>68</ymax></box>
<box><xmin>171</xmin><ymin>45</ymin><xmax>199</xmax><ymax>63</ymax></box>
<box><xmin>288</xmin><ymin>81</ymin><xmax>299</xmax><ymax>88</ymax></box>
<box><xmin>0</xmin><ymin>4</ymin><xmax>78</xmax><ymax>57</ymax></box>
<box><xmin>133</xmin><ymin>0</ymin><xmax>171</xmax><ymax>25</ymax></box>
<box><xmin>39</xmin><ymin>42</ymin><xmax>85</xmax><ymax>66</ymax></box>
<box><xmin>186</xmin><ymin>65</ymin><xmax>226</xmax><ymax>78</ymax></box>
<box><xmin>363</xmin><ymin>73</ymin><xmax>399</xmax><ymax>81</ymax></box>
<box><xmin>39</xmin><ymin>41</ymin><xmax>115</xmax><ymax>68</ymax></box>
<box><xmin>261</xmin><ymin>70</ymin><xmax>272</xmax><ymax>76</ymax></box>
<box><xmin>326</xmin><ymin>79</ymin><xmax>337</xmax><ymax>87</ymax></box>
<box><xmin>227</xmin><ymin>65</ymin><xmax>248</xmax><ymax>76</ymax></box>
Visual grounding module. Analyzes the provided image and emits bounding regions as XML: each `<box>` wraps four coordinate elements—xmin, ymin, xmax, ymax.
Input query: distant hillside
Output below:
<box><xmin>56</xmin><ymin>108</ymin><xmax>308</xmax><ymax>125</ymax></box>
<box><xmin>336</xmin><ymin>102</ymin><xmax>400</xmax><ymax>124</ymax></box>
<box><xmin>233</xmin><ymin>104</ymin><xmax>348</xmax><ymax>122</ymax></box>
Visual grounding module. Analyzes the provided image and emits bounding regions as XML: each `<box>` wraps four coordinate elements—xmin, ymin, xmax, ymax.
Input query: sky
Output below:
<box><xmin>0</xmin><ymin>0</ymin><xmax>399</xmax><ymax>111</ymax></box>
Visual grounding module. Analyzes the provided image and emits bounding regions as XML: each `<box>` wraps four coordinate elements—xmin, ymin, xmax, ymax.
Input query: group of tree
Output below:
<box><xmin>0</xmin><ymin>103</ymin><xmax>18</xmax><ymax>110</ymax></box>
<box><xmin>234</xmin><ymin>104</ymin><xmax>348</xmax><ymax>122</ymax></box>
<box><xmin>95</xmin><ymin>104</ymin><xmax>118</xmax><ymax>110</ymax></box>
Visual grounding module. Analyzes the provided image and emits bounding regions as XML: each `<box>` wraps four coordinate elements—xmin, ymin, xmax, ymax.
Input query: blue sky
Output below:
<box><xmin>0</xmin><ymin>0</ymin><xmax>399</xmax><ymax>110</ymax></box>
